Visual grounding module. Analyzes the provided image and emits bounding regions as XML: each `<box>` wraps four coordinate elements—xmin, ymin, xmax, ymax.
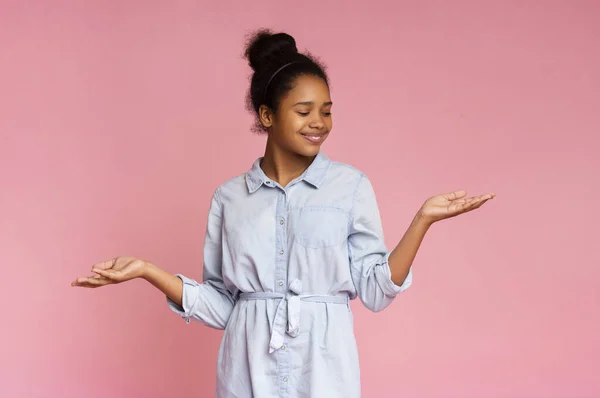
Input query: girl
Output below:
<box><xmin>72</xmin><ymin>30</ymin><xmax>495</xmax><ymax>398</ymax></box>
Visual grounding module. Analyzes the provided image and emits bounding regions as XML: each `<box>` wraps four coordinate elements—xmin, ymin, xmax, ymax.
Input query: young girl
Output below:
<box><xmin>72</xmin><ymin>30</ymin><xmax>495</xmax><ymax>398</ymax></box>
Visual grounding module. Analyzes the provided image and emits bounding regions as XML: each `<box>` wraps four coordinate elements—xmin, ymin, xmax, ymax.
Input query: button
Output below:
<box><xmin>282</xmin><ymin>377</ymin><xmax>288</xmax><ymax>383</ymax></box>
<box><xmin>278</xmin><ymin>281</ymin><xmax>284</xmax><ymax>287</ymax></box>
<box><xmin>280</xmin><ymin>219</ymin><xmax>285</xmax><ymax>225</ymax></box>
<box><xmin>281</xmin><ymin>345</ymin><xmax>286</xmax><ymax>350</ymax></box>
<box><xmin>279</xmin><ymin>250</ymin><xmax>284</xmax><ymax>255</ymax></box>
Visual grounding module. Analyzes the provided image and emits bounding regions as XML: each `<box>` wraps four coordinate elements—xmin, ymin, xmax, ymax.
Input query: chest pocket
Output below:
<box><xmin>292</xmin><ymin>206</ymin><xmax>349</xmax><ymax>249</ymax></box>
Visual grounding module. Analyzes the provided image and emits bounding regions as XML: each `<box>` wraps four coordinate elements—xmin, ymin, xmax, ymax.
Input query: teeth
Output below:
<box><xmin>301</xmin><ymin>133</ymin><xmax>325</xmax><ymax>142</ymax></box>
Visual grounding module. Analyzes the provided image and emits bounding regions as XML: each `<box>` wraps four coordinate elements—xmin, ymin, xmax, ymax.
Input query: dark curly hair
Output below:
<box><xmin>243</xmin><ymin>29</ymin><xmax>329</xmax><ymax>133</ymax></box>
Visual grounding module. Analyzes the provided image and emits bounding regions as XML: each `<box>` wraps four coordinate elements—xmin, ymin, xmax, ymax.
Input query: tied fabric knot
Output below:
<box><xmin>285</xmin><ymin>279</ymin><xmax>302</xmax><ymax>338</ymax></box>
<box><xmin>237</xmin><ymin>279</ymin><xmax>349</xmax><ymax>354</ymax></box>
<box><xmin>268</xmin><ymin>279</ymin><xmax>302</xmax><ymax>353</ymax></box>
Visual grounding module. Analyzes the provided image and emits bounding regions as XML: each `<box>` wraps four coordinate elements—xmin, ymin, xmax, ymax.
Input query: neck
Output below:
<box><xmin>261</xmin><ymin>137</ymin><xmax>315</xmax><ymax>188</ymax></box>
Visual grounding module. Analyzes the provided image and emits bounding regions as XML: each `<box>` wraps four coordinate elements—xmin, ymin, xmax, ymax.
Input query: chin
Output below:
<box><xmin>294</xmin><ymin>143</ymin><xmax>323</xmax><ymax>158</ymax></box>
<box><xmin>293</xmin><ymin>133</ymin><xmax>328</xmax><ymax>157</ymax></box>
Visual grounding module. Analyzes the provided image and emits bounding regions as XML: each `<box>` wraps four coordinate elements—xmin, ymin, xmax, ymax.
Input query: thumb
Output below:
<box><xmin>93</xmin><ymin>268</ymin><xmax>121</xmax><ymax>281</ymax></box>
<box><xmin>444</xmin><ymin>190</ymin><xmax>467</xmax><ymax>200</ymax></box>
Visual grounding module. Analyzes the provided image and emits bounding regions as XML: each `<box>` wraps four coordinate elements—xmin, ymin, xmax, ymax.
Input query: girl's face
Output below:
<box><xmin>260</xmin><ymin>74</ymin><xmax>333</xmax><ymax>158</ymax></box>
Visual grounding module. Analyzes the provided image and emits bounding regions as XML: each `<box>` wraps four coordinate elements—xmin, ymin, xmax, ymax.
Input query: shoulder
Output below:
<box><xmin>325</xmin><ymin>157</ymin><xmax>369</xmax><ymax>187</ymax></box>
<box><xmin>217</xmin><ymin>173</ymin><xmax>247</xmax><ymax>191</ymax></box>
<box><xmin>330</xmin><ymin>158</ymin><xmax>363</xmax><ymax>175</ymax></box>
<box><xmin>325</xmin><ymin>158</ymin><xmax>381</xmax><ymax>208</ymax></box>
<box><xmin>209</xmin><ymin>173</ymin><xmax>247</xmax><ymax>205</ymax></box>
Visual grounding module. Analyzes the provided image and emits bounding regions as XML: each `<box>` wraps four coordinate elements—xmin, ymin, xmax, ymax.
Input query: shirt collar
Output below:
<box><xmin>245</xmin><ymin>151</ymin><xmax>331</xmax><ymax>194</ymax></box>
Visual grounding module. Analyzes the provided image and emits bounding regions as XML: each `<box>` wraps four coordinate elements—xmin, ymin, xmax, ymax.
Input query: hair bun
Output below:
<box><xmin>244</xmin><ymin>30</ymin><xmax>298</xmax><ymax>71</ymax></box>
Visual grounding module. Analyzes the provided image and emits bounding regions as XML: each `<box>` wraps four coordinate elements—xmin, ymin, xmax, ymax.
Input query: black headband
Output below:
<box><xmin>263</xmin><ymin>62</ymin><xmax>299</xmax><ymax>102</ymax></box>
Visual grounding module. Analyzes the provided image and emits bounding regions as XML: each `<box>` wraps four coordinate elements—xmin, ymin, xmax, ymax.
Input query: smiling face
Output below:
<box><xmin>259</xmin><ymin>74</ymin><xmax>333</xmax><ymax>157</ymax></box>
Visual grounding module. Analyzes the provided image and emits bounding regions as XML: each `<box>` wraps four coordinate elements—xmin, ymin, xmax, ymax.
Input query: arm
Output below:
<box><xmin>74</xmin><ymin>189</ymin><xmax>235</xmax><ymax>328</ymax></box>
<box><xmin>388</xmin><ymin>212</ymin><xmax>431</xmax><ymax>286</ymax></box>
<box><xmin>348</xmin><ymin>175</ymin><xmax>414</xmax><ymax>312</ymax></box>
<box><xmin>164</xmin><ymin>188</ymin><xmax>235</xmax><ymax>328</ymax></box>
<box><xmin>346</xmin><ymin>174</ymin><xmax>495</xmax><ymax>312</ymax></box>
<box><xmin>142</xmin><ymin>263</ymin><xmax>184</xmax><ymax>307</ymax></box>
<box><xmin>389</xmin><ymin>189</ymin><xmax>496</xmax><ymax>285</ymax></box>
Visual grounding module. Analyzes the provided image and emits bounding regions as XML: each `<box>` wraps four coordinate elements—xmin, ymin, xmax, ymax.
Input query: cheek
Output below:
<box><xmin>271</xmin><ymin>114</ymin><xmax>303</xmax><ymax>141</ymax></box>
<box><xmin>283</xmin><ymin>114</ymin><xmax>306</xmax><ymax>133</ymax></box>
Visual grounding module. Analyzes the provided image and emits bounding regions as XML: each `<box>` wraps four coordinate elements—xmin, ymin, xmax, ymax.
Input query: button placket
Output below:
<box><xmin>275</xmin><ymin>189</ymin><xmax>287</xmax><ymax>294</ymax></box>
<box><xmin>275</xmin><ymin>188</ymin><xmax>290</xmax><ymax>396</ymax></box>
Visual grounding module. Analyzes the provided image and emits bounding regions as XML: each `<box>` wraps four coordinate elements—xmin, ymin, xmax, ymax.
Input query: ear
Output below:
<box><xmin>258</xmin><ymin>105</ymin><xmax>274</xmax><ymax>129</ymax></box>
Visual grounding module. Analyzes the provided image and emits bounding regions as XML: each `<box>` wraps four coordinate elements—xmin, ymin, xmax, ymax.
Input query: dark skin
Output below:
<box><xmin>258</xmin><ymin>74</ymin><xmax>333</xmax><ymax>187</ymax></box>
<box><xmin>72</xmin><ymin>73</ymin><xmax>494</xmax><ymax>295</ymax></box>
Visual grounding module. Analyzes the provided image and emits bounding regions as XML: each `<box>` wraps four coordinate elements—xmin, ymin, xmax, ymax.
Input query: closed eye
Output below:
<box><xmin>296</xmin><ymin>111</ymin><xmax>331</xmax><ymax>117</ymax></box>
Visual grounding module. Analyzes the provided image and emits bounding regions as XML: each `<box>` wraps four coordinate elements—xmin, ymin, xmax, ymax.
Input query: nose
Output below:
<box><xmin>308</xmin><ymin>114</ymin><xmax>325</xmax><ymax>130</ymax></box>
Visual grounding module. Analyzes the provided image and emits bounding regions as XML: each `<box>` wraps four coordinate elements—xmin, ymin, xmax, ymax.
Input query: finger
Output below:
<box><xmin>468</xmin><ymin>196</ymin><xmax>483</xmax><ymax>206</ymax></box>
<box><xmin>471</xmin><ymin>193</ymin><xmax>495</xmax><ymax>205</ymax></box>
<box><xmin>467</xmin><ymin>197</ymin><xmax>485</xmax><ymax>209</ymax></box>
<box><xmin>454</xmin><ymin>197</ymin><xmax>482</xmax><ymax>213</ymax></box>
<box><xmin>93</xmin><ymin>268</ymin><xmax>121</xmax><ymax>281</ymax></box>
<box><xmin>73</xmin><ymin>275</ymin><xmax>94</xmax><ymax>284</ymax></box>
<box><xmin>461</xmin><ymin>193</ymin><xmax>495</xmax><ymax>204</ymax></box>
<box><xmin>92</xmin><ymin>258</ymin><xmax>117</xmax><ymax>271</ymax></box>
<box><xmin>76</xmin><ymin>275</ymin><xmax>103</xmax><ymax>284</ymax></box>
<box><xmin>87</xmin><ymin>275</ymin><xmax>111</xmax><ymax>287</ymax></box>
<box><xmin>455</xmin><ymin>197</ymin><xmax>478</xmax><ymax>208</ymax></box>
<box><xmin>444</xmin><ymin>190</ymin><xmax>467</xmax><ymax>201</ymax></box>
<box><xmin>474</xmin><ymin>193</ymin><xmax>495</xmax><ymax>201</ymax></box>
<box><xmin>462</xmin><ymin>197</ymin><xmax>492</xmax><ymax>213</ymax></box>
<box><xmin>450</xmin><ymin>199</ymin><xmax>469</xmax><ymax>206</ymax></box>
<box><xmin>472</xmin><ymin>197</ymin><xmax>492</xmax><ymax>210</ymax></box>
<box><xmin>71</xmin><ymin>275</ymin><xmax>112</xmax><ymax>288</ymax></box>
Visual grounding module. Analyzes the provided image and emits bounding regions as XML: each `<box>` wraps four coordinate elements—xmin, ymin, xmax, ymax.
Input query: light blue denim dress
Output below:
<box><xmin>167</xmin><ymin>151</ymin><xmax>412</xmax><ymax>398</ymax></box>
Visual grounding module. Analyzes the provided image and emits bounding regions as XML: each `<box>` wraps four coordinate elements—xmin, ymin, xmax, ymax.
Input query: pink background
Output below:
<box><xmin>1</xmin><ymin>1</ymin><xmax>599</xmax><ymax>397</ymax></box>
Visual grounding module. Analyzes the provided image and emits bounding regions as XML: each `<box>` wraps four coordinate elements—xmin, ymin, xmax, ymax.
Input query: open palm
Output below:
<box><xmin>71</xmin><ymin>256</ymin><xmax>146</xmax><ymax>288</ymax></box>
<box><xmin>420</xmin><ymin>190</ymin><xmax>495</xmax><ymax>224</ymax></box>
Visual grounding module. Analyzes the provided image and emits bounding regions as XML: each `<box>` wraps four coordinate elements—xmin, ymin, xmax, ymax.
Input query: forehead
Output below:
<box><xmin>281</xmin><ymin>75</ymin><xmax>331</xmax><ymax>104</ymax></box>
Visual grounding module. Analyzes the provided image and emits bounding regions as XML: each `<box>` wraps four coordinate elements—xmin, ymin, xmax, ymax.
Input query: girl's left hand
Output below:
<box><xmin>419</xmin><ymin>190</ymin><xmax>496</xmax><ymax>225</ymax></box>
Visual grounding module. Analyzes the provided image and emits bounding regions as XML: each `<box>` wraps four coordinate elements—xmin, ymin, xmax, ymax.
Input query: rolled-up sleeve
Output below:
<box><xmin>166</xmin><ymin>188</ymin><xmax>235</xmax><ymax>329</ymax></box>
<box><xmin>348</xmin><ymin>174</ymin><xmax>412</xmax><ymax>312</ymax></box>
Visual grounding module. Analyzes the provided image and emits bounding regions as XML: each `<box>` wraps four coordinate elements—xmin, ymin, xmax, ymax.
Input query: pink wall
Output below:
<box><xmin>1</xmin><ymin>1</ymin><xmax>599</xmax><ymax>397</ymax></box>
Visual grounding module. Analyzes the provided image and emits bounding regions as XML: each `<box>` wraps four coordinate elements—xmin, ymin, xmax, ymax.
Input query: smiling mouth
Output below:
<box><xmin>300</xmin><ymin>132</ymin><xmax>327</xmax><ymax>144</ymax></box>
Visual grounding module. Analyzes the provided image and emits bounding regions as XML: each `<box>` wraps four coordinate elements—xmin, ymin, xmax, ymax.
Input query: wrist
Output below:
<box><xmin>414</xmin><ymin>208</ymin><xmax>434</xmax><ymax>229</ymax></box>
<box><xmin>140</xmin><ymin>260</ymin><xmax>155</xmax><ymax>280</ymax></box>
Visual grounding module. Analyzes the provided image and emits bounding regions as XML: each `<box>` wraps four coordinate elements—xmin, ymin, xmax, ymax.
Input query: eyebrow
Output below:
<box><xmin>293</xmin><ymin>101</ymin><xmax>333</xmax><ymax>106</ymax></box>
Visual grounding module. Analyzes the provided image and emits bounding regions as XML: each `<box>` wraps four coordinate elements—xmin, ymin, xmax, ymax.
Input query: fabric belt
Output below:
<box><xmin>238</xmin><ymin>279</ymin><xmax>349</xmax><ymax>353</ymax></box>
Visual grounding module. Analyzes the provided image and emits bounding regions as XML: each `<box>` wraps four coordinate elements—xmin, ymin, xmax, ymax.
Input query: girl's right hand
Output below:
<box><xmin>71</xmin><ymin>256</ymin><xmax>148</xmax><ymax>288</ymax></box>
